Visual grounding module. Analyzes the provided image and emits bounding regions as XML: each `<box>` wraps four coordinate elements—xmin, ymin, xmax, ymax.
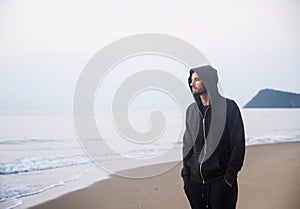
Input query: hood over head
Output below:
<box><xmin>188</xmin><ymin>65</ymin><xmax>220</xmax><ymax>105</ymax></box>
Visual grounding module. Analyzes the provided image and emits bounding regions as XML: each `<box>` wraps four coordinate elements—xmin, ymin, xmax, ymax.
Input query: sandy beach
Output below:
<box><xmin>29</xmin><ymin>142</ymin><xmax>300</xmax><ymax>209</ymax></box>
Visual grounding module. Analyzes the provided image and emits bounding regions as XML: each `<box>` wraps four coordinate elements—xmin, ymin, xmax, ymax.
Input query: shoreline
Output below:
<box><xmin>25</xmin><ymin>142</ymin><xmax>300</xmax><ymax>209</ymax></box>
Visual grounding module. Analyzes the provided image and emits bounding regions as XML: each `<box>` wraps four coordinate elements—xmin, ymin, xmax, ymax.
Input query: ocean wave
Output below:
<box><xmin>246</xmin><ymin>135</ymin><xmax>300</xmax><ymax>146</ymax></box>
<box><xmin>0</xmin><ymin>169</ymin><xmax>92</xmax><ymax>208</ymax></box>
<box><xmin>0</xmin><ymin>198</ymin><xmax>22</xmax><ymax>209</ymax></box>
<box><xmin>0</xmin><ymin>138</ymin><xmax>65</xmax><ymax>145</ymax></box>
<box><xmin>0</xmin><ymin>181</ymin><xmax>64</xmax><ymax>202</ymax></box>
<box><xmin>0</xmin><ymin>155</ymin><xmax>92</xmax><ymax>175</ymax></box>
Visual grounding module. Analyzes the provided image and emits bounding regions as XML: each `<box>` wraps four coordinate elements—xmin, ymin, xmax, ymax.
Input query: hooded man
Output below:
<box><xmin>181</xmin><ymin>65</ymin><xmax>245</xmax><ymax>209</ymax></box>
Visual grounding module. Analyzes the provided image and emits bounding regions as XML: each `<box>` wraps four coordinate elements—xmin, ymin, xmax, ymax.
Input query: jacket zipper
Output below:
<box><xmin>199</xmin><ymin>106</ymin><xmax>210</xmax><ymax>184</ymax></box>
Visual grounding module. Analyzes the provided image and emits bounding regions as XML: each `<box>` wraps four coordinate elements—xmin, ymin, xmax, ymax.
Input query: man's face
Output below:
<box><xmin>190</xmin><ymin>72</ymin><xmax>207</xmax><ymax>95</ymax></box>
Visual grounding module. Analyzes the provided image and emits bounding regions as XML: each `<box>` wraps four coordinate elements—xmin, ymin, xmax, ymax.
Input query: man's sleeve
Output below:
<box><xmin>224</xmin><ymin>101</ymin><xmax>246</xmax><ymax>184</ymax></box>
<box><xmin>181</xmin><ymin>107</ymin><xmax>193</xmax><ymax>183</ymax></box>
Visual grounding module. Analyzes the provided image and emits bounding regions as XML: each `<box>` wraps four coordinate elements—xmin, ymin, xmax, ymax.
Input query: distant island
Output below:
<box><xmin>244</xmin><ymin>89</ymin><xmax>300</xmax><ymax>108</ymax></box>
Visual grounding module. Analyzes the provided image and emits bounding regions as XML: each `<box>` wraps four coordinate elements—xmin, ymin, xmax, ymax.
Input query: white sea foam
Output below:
<box><xmin>0</xmin><ymin>155</ymin><xmax>91</xmax><ymax>175</ymax></box>
<box><xmin>246</xmin><ymin>135</ymin><xmax>300</xmax><ymax>146</ymax></box>
<box><xmin>0</xmin><ymin>198</ymin><xmax>22</xmax><ymax>209</ymax></box>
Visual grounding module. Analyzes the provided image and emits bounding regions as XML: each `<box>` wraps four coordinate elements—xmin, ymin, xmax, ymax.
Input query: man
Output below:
<box><xmin>181</xmin><ymin>65</ymin><xmax>245</xmax><ymax>209</ymax></box>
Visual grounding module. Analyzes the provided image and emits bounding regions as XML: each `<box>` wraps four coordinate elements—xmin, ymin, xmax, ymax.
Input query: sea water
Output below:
<box><xmin>0</xmin><ymin>109</ymin><xmax>300</xmax><ymax>209</ymax></box>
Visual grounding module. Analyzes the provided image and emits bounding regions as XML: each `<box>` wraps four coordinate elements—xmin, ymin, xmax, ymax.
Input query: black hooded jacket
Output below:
<box><xmin>181</xmin><ymin>65</ymin><xmax>245</xmax><ymax>184</ymax></box>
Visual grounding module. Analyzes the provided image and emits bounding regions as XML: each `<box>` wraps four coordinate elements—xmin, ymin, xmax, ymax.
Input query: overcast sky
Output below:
<box><xmin>1</xmin><ymin>0</ymin><xmax>300</xmax><ymax>114</ymax></box>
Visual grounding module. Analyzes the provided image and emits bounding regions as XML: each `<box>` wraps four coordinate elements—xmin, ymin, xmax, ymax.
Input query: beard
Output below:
<box><xmin>193</xmin><ymin>87</ymin><xmax>207</xmax><ymax>96</ymax></box>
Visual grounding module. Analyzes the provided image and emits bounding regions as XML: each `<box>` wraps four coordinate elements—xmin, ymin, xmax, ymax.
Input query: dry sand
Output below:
<box><xmin>30</xmin><ymin>142</ymin><xmax>300</xmax><ymax>209</ymax></box>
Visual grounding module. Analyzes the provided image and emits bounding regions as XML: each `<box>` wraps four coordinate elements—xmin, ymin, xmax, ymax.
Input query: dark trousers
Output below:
<box><xmin>184</xmin><ymin>178</ymin><xmax>238</xmax><ymax>209</ymax></box>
